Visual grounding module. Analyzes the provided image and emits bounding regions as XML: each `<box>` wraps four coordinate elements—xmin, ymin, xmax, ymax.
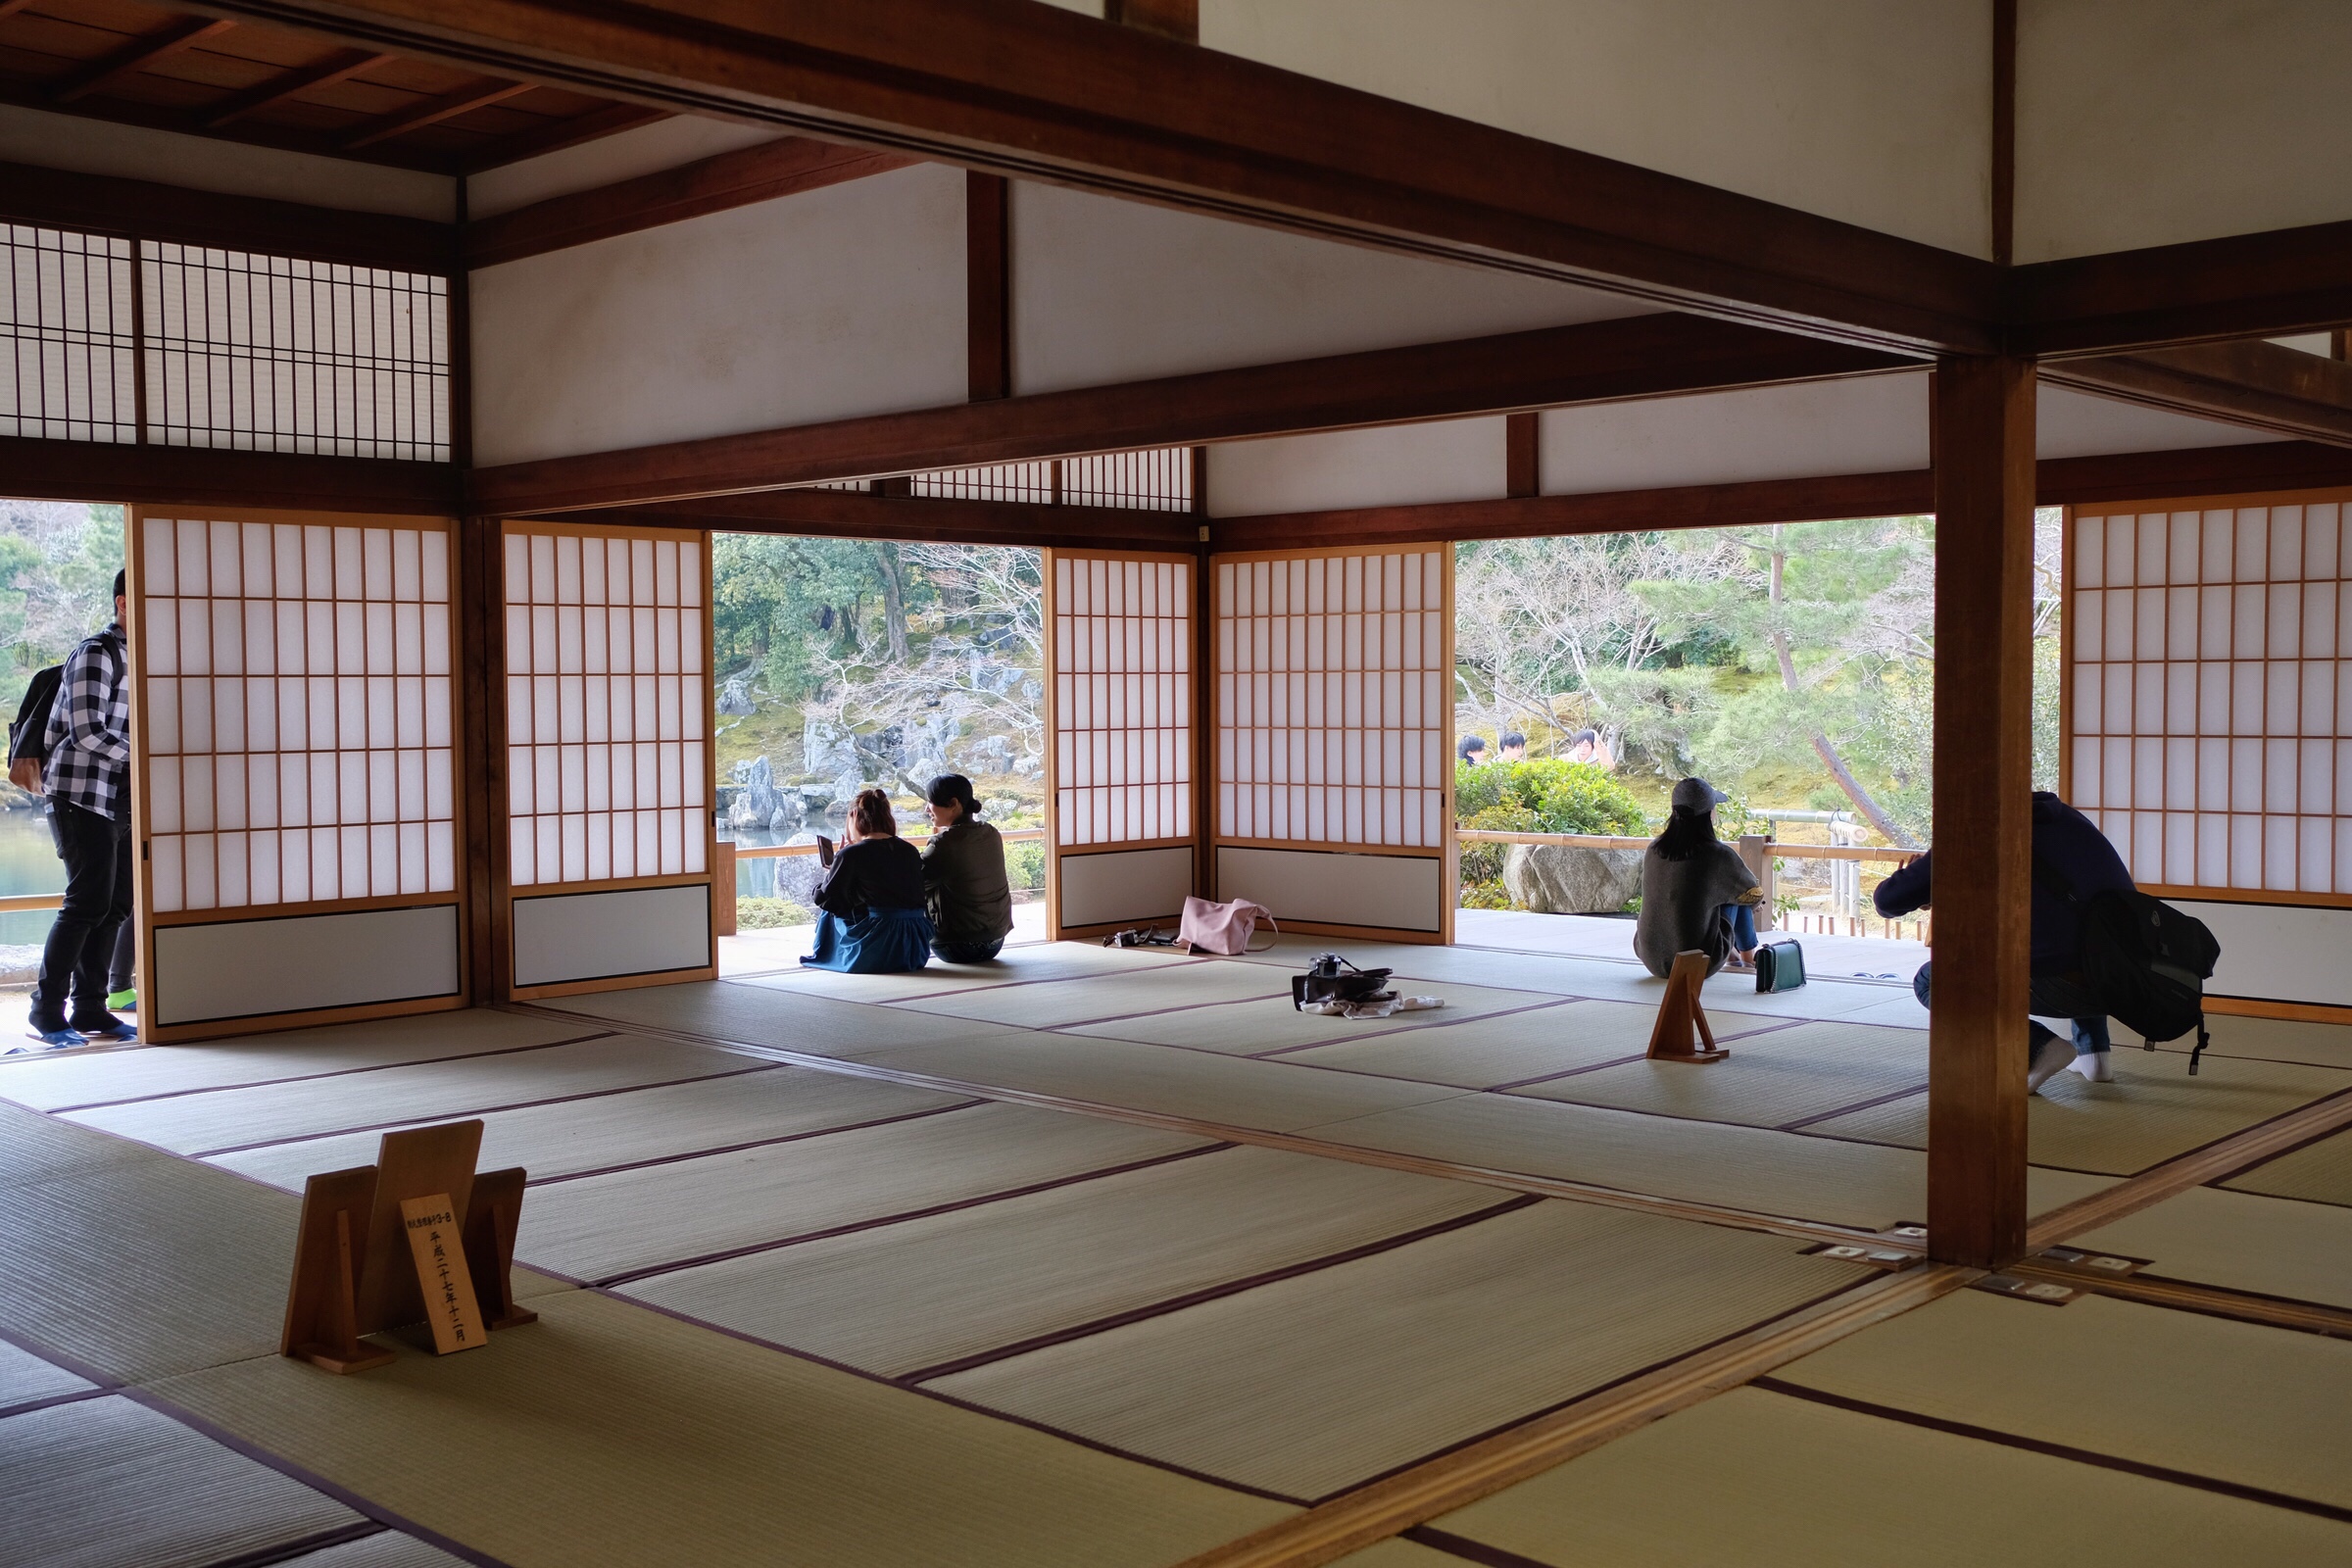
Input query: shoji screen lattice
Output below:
<box><xmin>1043</xmin><ymin>550</ymin><xmax>1199</xmax><ymax>935</ymax></box>
<box><xmin>1211</xmin><ymin>547</ymin><xmax>1452</xmax><ymax>940</ymax></box>
<box><xmin>501</xmin><ymin>522</ymin><xmax>715</xmax><ymax>995</ymax></box>
<box><xmin>129</xmin><ymin>509</ymin><xmax>465</xmax><ymax>1040</ymax></box>
<box><xmin>2069</xmin><ymin>499</ymin><xmax>2352</xmax><ymax>900</ymax></box>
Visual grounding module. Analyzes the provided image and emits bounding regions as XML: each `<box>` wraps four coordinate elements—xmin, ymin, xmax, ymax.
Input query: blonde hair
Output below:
<box><xmin>850</xmin><ymin>787</ymin><xmax>897</xmax><ymax>839</ymax></box>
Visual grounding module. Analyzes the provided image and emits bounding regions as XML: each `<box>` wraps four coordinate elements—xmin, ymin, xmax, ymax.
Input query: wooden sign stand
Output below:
<box><xmin>1646</xmin><ymin>950</ymin><xmax>1729</xmax><ymax>1063</ymax></box>
<box><xmin>278</xmin><ymin>1119</ymin><xmax>536</xmax><ymax>1374</ymax></box>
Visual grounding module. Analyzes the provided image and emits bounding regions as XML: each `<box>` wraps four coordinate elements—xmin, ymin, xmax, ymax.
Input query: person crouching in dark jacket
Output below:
<box><xmin>1875</xmin><ymin>792</ymin><xmax>2135</xmax><ymax>1094</ymax></box>
<box><xmin>921</xmin><ymin>773</ymin><xmax>1014</xmax><ymax>964</ymax></box>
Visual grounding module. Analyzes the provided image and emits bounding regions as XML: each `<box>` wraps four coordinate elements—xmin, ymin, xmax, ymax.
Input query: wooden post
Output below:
<box><xmin>1737</xmin><ymin>833</ymin><xmax>1774</xmax><ymax>931</ymax></box>
<box><xmin>1645</xmin><ymin>951</ymin><xmax>1727</xmax><ymax>1062</ymax></box>
<box><xmin>966</xmin><ymin>172</ymin><xmax>1010</xmax><ymax>402</ymax></box>
<box><xmin>712</xmin><ymin>840</ymin><xmax>738</xmax><ymax>936</ymax></box>
<box><xmin>1929</xmin><ymin>354</ymin><xmax>2036</xmax><ymax>1267</ymax></box>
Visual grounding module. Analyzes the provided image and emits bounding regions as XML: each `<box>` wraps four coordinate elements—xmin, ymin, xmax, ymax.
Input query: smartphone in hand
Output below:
<box><xmin>815</xmin><ymin>834</ymin><xmax>835</xmax><ymax>868</ymax></box>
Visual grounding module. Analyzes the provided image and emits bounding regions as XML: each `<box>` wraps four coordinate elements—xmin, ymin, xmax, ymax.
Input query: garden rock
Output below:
<box><xmin>716</xmin><ymin>674</ymin><xmax>758</xmax><ymax>716</ymax></box>
<box><xmin>1504</xmin><ymin>844</ymin><xmax>1643</xmax><ymax>913</ymax></box>
<box><xmin>766</xmin><ymin>797</ymin><xmax>806</xmax><ymax>834</ymax></box>
<box><xmin>728</xmin><ymin>756</ymin><xmax>781</xmax><ymax>828</ymax></box>
<box><xmin>960</xmin><ymin>735</ymin><xmax>1013</xmax><ymax>774</ymax></box>
<box><xmin>803</xmin><ymin>715</ymin><xmax>859</xmax><ymax>779</ymax></box>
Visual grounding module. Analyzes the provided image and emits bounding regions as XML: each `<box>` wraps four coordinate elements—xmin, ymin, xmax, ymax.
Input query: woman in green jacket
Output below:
<box><xmin>922</xmin><ymin>774</ymin><xmax>1014</xmax><ymax>963</ymax></box>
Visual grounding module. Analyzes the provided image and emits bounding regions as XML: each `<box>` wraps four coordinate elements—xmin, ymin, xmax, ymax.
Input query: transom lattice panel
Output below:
<box><xmin>138</xmin><ymin>514</ymin><xmax>457</xmax><ymax>913</ymax></box>
<box><xmin>1215</xmin><ymin>548</ymin><xmax>1449</xmax><ymax>848</ymax></box>
<box><xmin>504</xmin><ymin>525</ymin><xmax>710</xmax><ymax>887</ymax></box>
<box><xmin>1049</xmin><ymin>552</ymin><xmax>1194</xmax><ymax>847</ymax></box>
<box><xmin>2069</xmin><ymin>500</ymin><xmax>2351</xmax><ymax>897</ymax></box>
<box><xmin>3</xmin><ymin>224</ymin><xmax>135</xmax><ymax>443</ymax></box>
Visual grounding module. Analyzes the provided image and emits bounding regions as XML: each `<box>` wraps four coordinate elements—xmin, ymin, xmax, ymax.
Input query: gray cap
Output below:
<box><xmin>1671</xmin><ymin>776</ymin><xmax>1727</xmax><ymax>813</ymax></box>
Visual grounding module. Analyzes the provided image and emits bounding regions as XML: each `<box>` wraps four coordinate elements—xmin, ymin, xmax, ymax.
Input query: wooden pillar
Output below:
<box><xmin>1928</xmin><ymin>354</ymin><xmax>2036</xmax><ymax>1267</ymax></box>
<box><xmin>1505</xmin><ymin>412</ymin><xmax>1540</xmax><ymax>499</ymax></box>
<box><xmin>1193</xmin><ymin>448</ymin><xmax>1216</xmax><ymax>905</ymax></box>
<box><xmin>966</xmin><ymin>172</ymin><xmax>1010</xmax><ymax>402</ymax></box>
<box><xmin>450</xmin><ymin>179</ymin><xmax>505</xmax><ymax>1005</ymax></box>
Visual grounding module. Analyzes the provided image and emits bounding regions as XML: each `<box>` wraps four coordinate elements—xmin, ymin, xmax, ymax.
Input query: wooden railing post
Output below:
<box><xmin>1928</xmin><ymin>355</ymin><xmax>2037</xmax><ymax>1268</ymax></box>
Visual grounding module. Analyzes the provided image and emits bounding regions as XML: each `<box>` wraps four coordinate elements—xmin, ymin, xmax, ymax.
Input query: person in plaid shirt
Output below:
<box><xmin>27</xmin><ymin>570</ymin><xmax>134</xmax><ymax>1047</ymax></box>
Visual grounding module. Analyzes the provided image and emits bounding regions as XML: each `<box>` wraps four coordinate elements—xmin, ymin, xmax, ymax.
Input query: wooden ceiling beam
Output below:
<box><xmin>0</xmin><ymin>0</ymin><xmax>39</xmax><ymax>21</ymax></box>
<box><xmin>342</xmin><ymin>74</ymin><xmax>532</xmax><ymax>150</ymax></box>
<box><xmin>173</xmin><ymin>0</ymin><xmax>2002</xmax><ymax>355</ymax></box>
<box><xmin>558</xmin><ymin>488</ymin><xmax>1198</xmax><ymax>554</ymax></box>
<box><xmin>0</xmin><ymin>433</ymin><xmax>458</xmax><ymax>513</ymax></box>
<box><xmin>464</xmin><ymin>99</ymin><xmax>668</xmax><ymax>172</ymax></box>
<box><xmin>203</xmin><ymin>45</ymin><xmax>396</xmax><ymax>127</ymax></box>
<box><xmin>2044</xmin><ymin>340</ymin><xmax>2352</xmax><ymax>449</ymax></box>
<box><xmin>466</xmin><ymin>133</ymin><xmax>917</xmax><ymax>268</ymax></box>
<box><xmin>2017</xmin><ymin>220</ymin><xmax>2352</xmax><ymax>357</ymax></box>
<box><xmin>470</xmin><ymin>313</ymin><xmax>1912</xmax><ymax>515</ymax></box>
<box><xmin>50</xmin><ymin>15</ymin><xmax>238</xmax><ymax>104</ymax></box>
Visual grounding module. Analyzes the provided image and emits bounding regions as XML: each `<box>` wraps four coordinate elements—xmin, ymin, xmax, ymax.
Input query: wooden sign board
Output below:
<box><xmin>400</xmin><ymin>1193</ymin><xmax>488</xmax><ymax>1354</ymax></box>
<box><xmin>279</xmin><ymin>1165</ymin><xmax>395</xmax><ymax>1374</ymax></box>
<box><xmin>358</xmin><ymin>1120</ymin><xmax>483</xmax><ymax>1335</ymax></box>
<box><xmin>1646</xmin><ymin>950</ymin><xmax>1729</xmax><ymax>1063</ymax></box>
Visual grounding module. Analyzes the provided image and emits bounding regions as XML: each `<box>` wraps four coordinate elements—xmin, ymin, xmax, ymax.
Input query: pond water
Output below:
<box><xmin>0</xmin><ymin>808</ymin><xmax>63</xmax><ymax>946</ymax></box>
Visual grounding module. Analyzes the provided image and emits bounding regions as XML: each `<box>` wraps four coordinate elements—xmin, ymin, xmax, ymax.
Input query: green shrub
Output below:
<box><xmin>1004</xmin><ymin>839</ymin><xmax>1046</xmax><ymax>893</ymax></box>
<box><xmin>736</xmin><ymin>897</ymin><xmax>812</xmax><ymax>929</ymax></box>
<box><xmin>1453</xmin><ymin>760</ymin><xmax>1646</xmax><ymax>837</ymax></box>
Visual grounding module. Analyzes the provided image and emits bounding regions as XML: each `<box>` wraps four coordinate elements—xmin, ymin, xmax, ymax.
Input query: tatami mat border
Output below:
<box><xmin>1398</xmin><ymin>1525</ymin><xmax>1550</xmax><ymax>1567</ymax></box>
<box><xmin>531</xmin><ymin>1099</ymin><xmax>990</xmax><ymax>1186</ymax></box>
<box><xmin>0</xmin><ymin>1385</ymin><xmax>114</xmax><ymax>1419</ymax></box>
<box><xmin>207</xmin><ymin>1522</ymin><xmax>393</xmax><ymax>1568</ymax></box>
<box><xmin>37</xmin><ymin>1032</ymin><xmax>620</xmax><ymax>1114</ymax></box>
<box><xmin>1749</xmin><ymin>1377</ymin><xmax>2352</xmax><ymax>1526</ymax></box>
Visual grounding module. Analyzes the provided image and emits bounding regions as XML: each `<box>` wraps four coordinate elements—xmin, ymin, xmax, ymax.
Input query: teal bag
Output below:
<box><xmin>1754</xmin><ymin>940</ymin><xmax>1806</xmax><ymax>993</ymax></box>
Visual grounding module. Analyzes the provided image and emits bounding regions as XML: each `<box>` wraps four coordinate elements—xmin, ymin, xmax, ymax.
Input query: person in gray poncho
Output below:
<box><xmin>1634</xmin><ymin>776</ymin><xmax>1763</xmax><ymax>979</ymax></box>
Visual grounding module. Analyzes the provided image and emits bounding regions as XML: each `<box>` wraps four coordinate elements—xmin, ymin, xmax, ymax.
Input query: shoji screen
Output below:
<box><xmin>2068</xmin><ymin>496</ymin><xmax>2352</xmax><ymax>1011</ymax></box>
<box><xmin>1211</xmin><ymin>546</ymin><xmax>1453</xmax><ymax>941</ymax></box>
<box><xmin>501</xmin><ymin>522</ymin><xmax>715</xmax><ymax>995</ymax></box>
<box><xmin>1043</xmin><ymin>550</ymin><xmax>1199</xmax><ymax>936</ymax></box>
<box><xmin>128</xmin><ymin>508</ymin><xmax>465</xmax><ymax>1040</ymax></box>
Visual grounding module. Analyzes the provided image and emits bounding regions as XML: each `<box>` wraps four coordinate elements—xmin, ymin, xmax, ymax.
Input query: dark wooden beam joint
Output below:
<box><xmin>1927</xmin><ymin>353</ymin><xmax>2036</xmax><ymax>1271</ymax></box>
<box><xmin>205</xmin><ymin>48</ymin><xmax>396</xmax><ymax>129</ymax></box>
<box><xmin>966</xmin><ymin>172</ymin><xmax>1012</xmax><ymax>401</ymax></box>
<box><xmin>345</xmin><ymin>77</ymin><xmax>531</xmax><ymax>150</ymax></box>
<box><xmin>1504</xmin><ymin>412</ymin><xmax>1540</xmax><ymax>499</ymax></box>
<box><xmin>51</xmin><ymin>17</ymin><xmax>236</xmax><ymax>105</ymax></box>
<box><xmin>2045</xmin><ymin>339</ymin><xmax>2352</xmax><ymax>449</ymax></box>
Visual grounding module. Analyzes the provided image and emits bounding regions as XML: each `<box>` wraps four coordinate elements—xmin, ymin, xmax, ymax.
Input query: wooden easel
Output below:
<box><xmin>279</xmin><ymin>1118</ymin><xmax>534</xmax><ymax>1373</ymax></box>
<box><xmin>1646</xmin><ymin>950</ymin><xmax>1729</xmax><ymax>1063</ymax></box>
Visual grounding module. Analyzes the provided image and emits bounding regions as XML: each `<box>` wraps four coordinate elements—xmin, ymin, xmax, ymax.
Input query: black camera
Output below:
<box><xmin>1292</xmin><ymin>952</ymin><xmax>1394</xmax><ymax>1009</ymax></box>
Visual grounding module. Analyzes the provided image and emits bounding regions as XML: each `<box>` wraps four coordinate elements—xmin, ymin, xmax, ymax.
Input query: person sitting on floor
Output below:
<box><xmin>921</xmin><ymin>773</ymin><xmax>1013</xmax><ymax>964</ymax></box>
<box><xmin>1634</xmin><ymin>776</ymin><xmax>1765</xmax><ymax>979</ymax></box>
<box><xmin>801</xmin><ymin>788</ymin><xmax>935</xmax><ymax>973</ymax></box>
<box><xmin>1874</xmin><ymin>791</ymin><xmax>2132</xmax><ymax>1093</ymax></box>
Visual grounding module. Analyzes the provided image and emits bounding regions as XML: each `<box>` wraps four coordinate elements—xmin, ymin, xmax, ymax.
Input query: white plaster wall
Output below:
<box><xmin>2178</xmin><ymin>900</ymin><xmax>2352</xmax><ymax>1009</ymax></box>
<box><xmin>513</xmin><ymin>884</ymin><xmax>711</xmax><ymax>986</ymax></box>
<box><xmin>1216</xmin><ymin>846</ymin><xmax>1445</xmax><ymax>933</ymax></box>
<box><xmin>469</xmin><ymin>116</ymin><xmax>790</xmax><ymax>217</ymax></box>
<box><xmin>0</xmin><ymin>103</ymin><xmax>451</xmax><ymax>220</ymax></box>
<box><xmin>1059</xmin><ymin>845</ymin><xmax>1195</xmax><ymax>927</ymax></box>
<box><xmin>1202</xmin><ymin>0</ymin><xmax>1992</xmax><ymax>258</ymax></box>
<box><xmin>1012</xmin><ymin>181</ymin><xmax>1649</xmax><ymax>394</ymax></box>
<box><xmin>470</xmin><ymin>164</ymin><xmax>966</xmax><ymax>466</ymax></box>
<box><xmin>1208</xmin><ymin>417</ymin><xmax>1507</xmax><ymax>517</ymax></box>
<box><xmin>2017</xmin><ymin>0</ymin><xmax>2352</xmax><ymax>261</ymax></box>
<box><xmin>2034</xmin><ymin>384</ymin><xmax>2280</xmax><ymax>462</ymax></box>
<box><xmin>1541</xmin><ymin>373</ymin><xmax>1930</xmax><ymax>495</ymax></box>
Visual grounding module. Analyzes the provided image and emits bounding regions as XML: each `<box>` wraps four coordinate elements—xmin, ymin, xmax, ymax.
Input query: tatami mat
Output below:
<box><xmin>0</xmin><ymin>1099</ymin><xmax>153</xmax><ymax>1188</ymax></box>
<box><xmin>1776</xmin><ymin>1288</ymin><xmax>2352</xmax><ymax>1510</ymax></box>
<box><xmin>212</xmin><ymin>1063</ymin><xmax>969</xmax><ymax>1193</ymax></box>
<box><xmin>625</xmin><ymin>1145</ymin><xmax>1507</xmax><ymax>1378</ymax></box>
<box><xmin>2121</xmin><ymin>1012</ymin><xmax>2352</xmax><ymax>1072</ymax></box>
<box><xmin>856</xmin><ymin>1033</ymin><xmax>1466</xmax><ymax>1133</ymax></box>
<box><xmin>540</xmin><ymin>980</ymin><xmax>1041</xmax><ymax>1060</ymax></box>
<box><xmin>743</xmin><ymin>942</ymin><xmax>1200</xmax><ymax>1004</ymax></box>
<box><xmin>1430</xmin><ymin>1384</ymin><xmax>2352</xmax><ymax>1567</ymax></box>
<box><xmin>0</xmin><ymin>1395</ymin><xmax>363</xmax><ymax>1568</ymax></box>
<box><xmin>0</xmin><ymin>1334</ymin><xmax>95</xmax><ymax>1410</ymax></box>
<box><xmin>2225</xmin><ymin>1127</ymin><xmax>2352</xmax><ymax>1208</ymax></box>
<box><xmin>0</xmin><ymin>1007</ymin><xmax>592</xmax><ymax>1113</ymax></box>
<box><xmin>66</xmin><ymin>1032</ymin><xmax>759</xmax><ymax>1156</ymax></box>
<box><xmin>1064</xmin><ymin>981</ymin><xmax>1569</xmax><ymax>1058</ymax></box>
<box><xmin>151</xmin><ymin>1290</ymin><xmax>1292</xmax><ymax>1568</ymax></box>
<box><xmin>1327</xmin><ymin>1543</ymin><xmax>1460</xmax><ymax>1567</ymax></box>
<box><xmin>892</xmin><ymin>962</ymin><xmax>1296</xmax><ymax>1029</ymax></box>
<box><xmin>1515</xmin><ymin>1020</ymin><xmax>1927</xmax><ymax>1130</ymax></box>
<box><xmin>287</xmin><ymin>1533</ymin><xmax>474</xmax><ymax>1568</ymax></box>
<box><xmin>1804</xmin><ymin>1053</ymin><xmax>2352</xmax><ymax>1175</ymax></box>
<box><xmin>1300</xmin><ymin>1088</ymin><xmax>2114</xmax><ymax>1230</ymax></box>
<box><xmin>934</xmin><ymin>1200</ymin><xmax>1869</xmax><ymax>1499</ymax></box>
<box><xmin>1269</xmin><ymin>1000</ymin><xmax>1657</xmax><ymax>1087</ymax></box>
<box><xmin>2069</xmin><ymin>1185</ymin><xmax>2352</xmax><ymax>1310</ymax></box>
<box><xmin>516</xmin><ymin>1100</ymin><xmax>1210</xmax><ymax>1283</ymax></box>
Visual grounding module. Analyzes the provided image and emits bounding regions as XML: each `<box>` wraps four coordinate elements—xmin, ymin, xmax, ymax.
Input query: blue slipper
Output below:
<box><xmin>72</xmin><ymin>1019</ymin><xmax>137</xmax><ymax>1043</ymax></box>
<box><xmin>23</xmin><ymin>1028</ymin><xmax>83</xmax><ymax>1050</ymax></box>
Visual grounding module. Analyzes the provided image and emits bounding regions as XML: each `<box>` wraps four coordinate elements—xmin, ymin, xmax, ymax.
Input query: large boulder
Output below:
<box><xmin>715</xmin><ymin>674</ymin><xmax>758</xmax><ymax>717</ymax></box>
<box><xmin>802</xmin><ymin>715</ymin><xmax>859</xmax><ymax>779</ymax></box>
<box><xmin>728</xmin><ymin>756</ymin><xmax>779</xmax><ymax>828</ymax></box>
<box><xmin>1503</xmin><ymin>844</ymin><xmax>1643</xmax><ymax>914</ymax></box>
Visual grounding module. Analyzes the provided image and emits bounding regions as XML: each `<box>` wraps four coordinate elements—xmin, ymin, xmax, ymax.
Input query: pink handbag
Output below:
<box><xmin>1178</xmin><ymin>896</ymin><xmax>1279</xmax><ymax>956</ymax></box>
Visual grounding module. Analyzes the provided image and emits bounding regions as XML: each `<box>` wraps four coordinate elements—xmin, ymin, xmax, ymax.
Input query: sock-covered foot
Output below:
<box><xmin>2073</xmin><ymin>1050</ymin><xmax>2114</xmax><ymax>1083</ymax></box>
<box><xmin>106</xmin><ymin>988</ymin><xmax>136</xmax><ymax>1012</ymax></box>
<box><xmin>2027</xmin><ymin>1033</ymin><xmax>2076</xmax><ymax>1094</ymax></box>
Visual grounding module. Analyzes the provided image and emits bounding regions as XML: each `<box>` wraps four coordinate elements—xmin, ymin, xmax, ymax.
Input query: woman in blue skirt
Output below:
<box><xmin>801</xmin><ymin>788</ymin><xmax>935</xmax><ymax>973</ymax></box>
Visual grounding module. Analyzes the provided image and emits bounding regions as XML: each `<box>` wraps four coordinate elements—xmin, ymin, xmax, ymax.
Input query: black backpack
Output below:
<box><xmin>2034</xmin><ymin>855</ymin><xmax>2221</xmax><ymax>1073</ymax></box>
<box><xmin>8</xmin><ymin>664</ymin><xmax>63</xmax><ymax>767</ymax></box>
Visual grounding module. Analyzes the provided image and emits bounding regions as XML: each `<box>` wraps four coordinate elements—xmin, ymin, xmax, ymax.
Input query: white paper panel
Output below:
<box><xmin>1051</xmin><ymin>553</ymin><xmax>1194</xmax><ymax>849</ymax></box>
<box><xmin>152</xmin><ymin>905</ymin><xmax>459</xmax><ymax>1025</ymax></box>
<box><xmin>512</xmin><ymin>883</ymin><xmax>710</xmax><ymax>986</ymax></box>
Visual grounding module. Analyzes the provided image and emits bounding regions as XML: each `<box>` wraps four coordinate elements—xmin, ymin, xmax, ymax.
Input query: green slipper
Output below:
<box><xmin>106</xmin><ymin>989</ymin><xmax>136</xmax><ymax>1012</ymax></box>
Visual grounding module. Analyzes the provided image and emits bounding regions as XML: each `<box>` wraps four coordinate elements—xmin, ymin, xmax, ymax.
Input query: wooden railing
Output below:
<box><xmin>725</xmin><ymin>826</ymin><xmax>1047</xmax><ymax>860</ymax></box>
<box><xmin>1454</xmin><ymin>829</ymin><xmax>1922</xmax><ymax>868</ymax></box>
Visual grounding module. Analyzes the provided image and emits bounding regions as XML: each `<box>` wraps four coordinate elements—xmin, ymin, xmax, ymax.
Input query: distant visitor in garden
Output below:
<box><xmin>802</xmin><ymin>788</ymin><xmax>934</xmax><ymax>973</ymax></box>
<box><xmin>1564</xmin><ymin>728</ymin><xmax>1614</xmax><ymax>771</ymax></box>
<box><xmin>922</xmin><ymin>773</ymin><xmax>1014</xmax><ymax>964</ymax></box>
<box><xmin>1457</xmin><ymin>735</ymin><xmax>1488</xmax><ymax>765</ymax></box>
<box><xmin>1634</xmin><ymin>776</ymin><xmax>1764</xmax><ymax>979</ymax></box>
<box><xmin>1496</xmin><ymin>732</ymin><xmax>1527</xmax><ymax>762</ymax></box>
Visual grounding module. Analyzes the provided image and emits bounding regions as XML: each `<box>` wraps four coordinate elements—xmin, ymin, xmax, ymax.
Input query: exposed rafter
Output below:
<box><xmin>50</xmin><ymin>15</ymin><xmax>236</xmax><ymax>104</ymax></box>
<box><xmin>203</xmin><ymin>46</ymin><xmax>395</xmax><ymax>127</ymax></box>
<box><xmin>471</xmin><ymin>314</ymin><xmax>1911</xmax><ymax>514</ymax></box>
<box><xmin>2045</xmin><ymin>341</ymin><xmax>2352</xmax><ymax>449</ymax></box>
<box><xmin>342</xmin><ymin>75</ymin><xmax>532</xmax><ymax>149</ymax></box>
<box><xmin>554</xmin><ymin>488</ymin><xmax>1197</xmax><ymax>555</ymax></box>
